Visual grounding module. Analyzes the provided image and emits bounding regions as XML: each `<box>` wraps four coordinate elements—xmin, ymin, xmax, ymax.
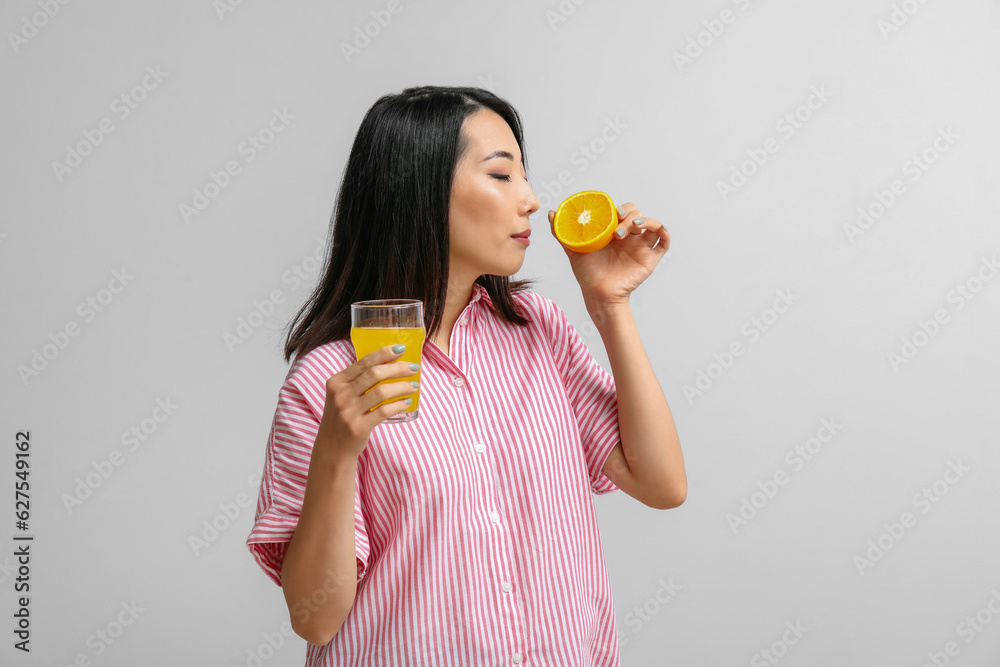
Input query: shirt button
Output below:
<box><xmin>489</xmin><ymin>511</ymin><xmax>501</xmax><ymax>523</ymax></box>
<box><xmin>452</xmin><ymin>376</ymin><xmax>465</xmax><ymax>387</ymax></box>
<box><xmin>512</xmin><ymin>653</ymin><xmax>523</xmax><ymax>664</ymax></box>
<box><xmin>474</xmin><ymin>443</ymin><xmax>486</xmax><ymax>453</ymax></box>
<box><xmin>459</xmin><ymin>317</ymin><xmax>468</xmax><ymax>326</ymax></box>
<box><xmin>501</xmin><ymin>581</ymin><xmax>512</xmax><ymax>593</ymax></box>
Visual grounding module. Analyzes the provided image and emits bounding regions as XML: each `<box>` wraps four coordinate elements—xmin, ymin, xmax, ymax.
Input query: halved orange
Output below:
<box><xmin>553</xmin><ymin>190</ymin><xmax>617</xmax><ymax>253</ymax></box>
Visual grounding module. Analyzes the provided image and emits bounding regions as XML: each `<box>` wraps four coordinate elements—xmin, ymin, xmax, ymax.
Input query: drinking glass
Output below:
<box><xmin>350</xmin><ymin>299</ymin><xmax>425</xmax><ymax>423</ymax></box>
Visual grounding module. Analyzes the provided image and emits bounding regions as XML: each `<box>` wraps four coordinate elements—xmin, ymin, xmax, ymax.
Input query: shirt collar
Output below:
<box><xmin>471</xmin><ymin>282</ymin><xmax>496</xmax><ymax>311</ymax></box>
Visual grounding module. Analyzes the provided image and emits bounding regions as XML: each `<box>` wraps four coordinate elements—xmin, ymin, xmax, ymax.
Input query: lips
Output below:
<box><xmin>511</xmin><ymin>230</ymin><xmax>531</xmax><ymax>238</ymax></box>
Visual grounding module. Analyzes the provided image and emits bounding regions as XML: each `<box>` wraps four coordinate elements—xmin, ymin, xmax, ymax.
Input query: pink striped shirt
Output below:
<box><xmin>247</xmin><ymin>283</ymin><xmax>622</xmax><ymax>666</ymax></box>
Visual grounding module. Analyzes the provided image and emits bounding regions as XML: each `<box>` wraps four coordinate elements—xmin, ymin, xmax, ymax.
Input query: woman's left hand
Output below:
<box><xmin>547</xmin><ymin>201</ymin><xmax>670</xmax><ymax>305</ymax></box>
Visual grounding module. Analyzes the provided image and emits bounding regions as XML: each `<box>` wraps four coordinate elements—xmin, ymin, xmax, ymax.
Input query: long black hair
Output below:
<box><xmin>283</xmin><ymin>85</ymin><xmax>536</xmax><ymax>363</ymax></box>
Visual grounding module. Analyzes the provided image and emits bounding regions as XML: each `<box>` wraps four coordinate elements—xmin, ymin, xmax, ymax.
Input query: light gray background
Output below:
<box><xmin>2</xmin><ymin>0</ymin><xmax>999</xmax><ymax>665</ymax></box>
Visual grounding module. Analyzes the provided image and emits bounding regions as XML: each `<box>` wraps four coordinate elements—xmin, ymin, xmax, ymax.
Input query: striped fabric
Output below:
<box><xmin>247</xmin><ymin>283</ymin><xmax>622</xmax><ymax>666</ymax></box>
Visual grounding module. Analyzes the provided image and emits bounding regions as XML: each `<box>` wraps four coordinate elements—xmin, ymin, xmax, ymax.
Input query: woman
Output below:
<box><xmin>246</xmin><ymin>85</ymin><xmax>686</xmax><ymax>666</ymax></box>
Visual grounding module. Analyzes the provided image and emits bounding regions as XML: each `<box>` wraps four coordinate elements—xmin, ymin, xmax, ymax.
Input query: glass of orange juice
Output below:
<box><xmin>350</xmin><ymin>299</ymin><xmax>425</xmax><ymax>423</ymax></box>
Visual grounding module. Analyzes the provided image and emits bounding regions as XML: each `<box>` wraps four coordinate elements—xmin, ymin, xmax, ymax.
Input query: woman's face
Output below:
<box><xmin>448</xmin><ymin>109</ymin><xmax>540</xmax><ymax>286</ymax></box>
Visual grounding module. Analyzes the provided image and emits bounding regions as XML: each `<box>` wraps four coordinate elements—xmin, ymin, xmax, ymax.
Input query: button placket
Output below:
<box><xmin>455</xmin><ymin>301</ymin><xmax>526</xmax><ymax>661</ymax></box>
<box><xmin>446</xmin><ymin>306</ymin><xmax>469</xmax><ymax>387</ymax></box>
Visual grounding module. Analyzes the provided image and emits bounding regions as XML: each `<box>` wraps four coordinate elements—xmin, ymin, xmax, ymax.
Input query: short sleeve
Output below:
<box><xmin>544</xmin><ymin>298</ymin><xmax>622</xmax><ymax>495</ymax></box>
<box><xmin>246</xmin><ymin>370</ymin><xmax>372</xmax><ymax>586</ymax></box>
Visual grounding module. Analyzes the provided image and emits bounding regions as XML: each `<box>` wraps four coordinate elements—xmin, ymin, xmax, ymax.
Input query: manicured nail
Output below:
<box><xmin>404</xmin><ymin>397</ymin><xmax>412</xmax><ymax>405</ymax></box>
<box><xmin>410</xmin><ymin>381</ymin><xmax>420</xmax><ymax>389</ymax></box>
<box><xmin>616</xmin><ymin>227</ymin><xmax>626</xmax><ymax>238</ymax></box>
<box><xmin>409</xmin><ymin>362</ymin><xmax>421</xmax><ymax>371</ymax></box>
<box><xmin>634</xmin><ymin>218</ymin><xmax>645</xmax><ymax>226</ymax></box>
<box><xmin>392</xmin><ymin>344</ymin><xmax>406</xmax><ymax>354</ymax></box>
<box><xmin>616</xmin><ymin>206</ymin><xmax>626</xmax><ymax>217</ymax></box>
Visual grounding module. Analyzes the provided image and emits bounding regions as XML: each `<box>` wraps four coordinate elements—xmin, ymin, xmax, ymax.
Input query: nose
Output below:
<box><xmin>522</xmin><ymin>180</ymin><xmax>540</xmax><ymax>217</ymax></box>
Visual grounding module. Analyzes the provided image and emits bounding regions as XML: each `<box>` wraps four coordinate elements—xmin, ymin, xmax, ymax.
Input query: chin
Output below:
<box><xmin>480</xmin><ymin>257</ymin><xmax>524</xmax><ymax>278</ymax></box>
<box><xmin>499</xmin><ymin>260</ymin><xmax>526</xmax><ymax>276</ymax></box>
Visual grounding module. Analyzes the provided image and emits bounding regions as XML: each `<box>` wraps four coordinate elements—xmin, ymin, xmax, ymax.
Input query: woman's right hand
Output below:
<box><xmin>315</xmin><ymin>344</ymin><xmax>418</xmax><ymax>459</ymax></box>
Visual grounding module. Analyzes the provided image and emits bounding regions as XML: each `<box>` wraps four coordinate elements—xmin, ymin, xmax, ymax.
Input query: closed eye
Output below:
<box><xmin>490</xmin><ymin>174</ymin><xmax>512</xmax><ymax>182</ymax></box>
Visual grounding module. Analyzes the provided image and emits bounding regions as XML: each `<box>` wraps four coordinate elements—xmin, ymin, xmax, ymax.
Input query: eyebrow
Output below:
<box><xmin>481</xmin><ymin>150</ymin><xmax>520</xmax><ymax>163</ymax></box>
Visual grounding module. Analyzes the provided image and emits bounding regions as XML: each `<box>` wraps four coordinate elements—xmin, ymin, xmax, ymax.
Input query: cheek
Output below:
<box><xmin>449</xmin><ymin>181</ymin><xmax>507</xmax><ymax>248</ymax></box>
<box><xmin>456</xmin><ymin>211</ymin><xmax>498</xmax><ymax>241</ymax></box>
<box><xmin>451</xmin><ymin>222</ymin><xmax>486</xmax><ymax>258</ymax></box>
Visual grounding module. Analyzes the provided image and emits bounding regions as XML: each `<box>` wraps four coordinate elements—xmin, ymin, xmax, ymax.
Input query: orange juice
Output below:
<box><xmin>350</xmin><ymin>326</ymin><xmax>426</xmax><ymax>414</ymax></box>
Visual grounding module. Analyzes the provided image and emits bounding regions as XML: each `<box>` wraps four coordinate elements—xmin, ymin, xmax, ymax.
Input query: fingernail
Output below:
<box><xmin>616</xmin><ymin>227</ymin><xmax>626</xmax><ymax>238</ymax></box>
<box><xmin>392</xmin><ymin>344</ymin><xmax>406</xmax><ymax>354</ymax></box>
<box><xmin>409</xmin><ymin>362</ymin><xmax>421</xmax><ymax>371</ymax></box>
<box><xmin>616</xmin><ymin>206</ymin><xmax>625</xmax><ymax>217</ymax></box>
<box><xmin>410</xmin><ymin>381</ymin><xmax>420</xmax><ymax>389</ymax></box>
<box><xmin>634</xmin><ymin>218</ymin><xmax>645</xmax><ymax>226</ymax></box>
<box><xmin>404</xmin><ymin>397</ymin><xmax>413</xmax><ymax>405</ymax></box>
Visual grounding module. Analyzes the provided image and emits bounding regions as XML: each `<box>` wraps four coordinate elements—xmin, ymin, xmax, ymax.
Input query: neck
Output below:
<box><xmin>431</xmin><ymin>274</ymin><xmax>476</xmax><ymax>350</ymax></box>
